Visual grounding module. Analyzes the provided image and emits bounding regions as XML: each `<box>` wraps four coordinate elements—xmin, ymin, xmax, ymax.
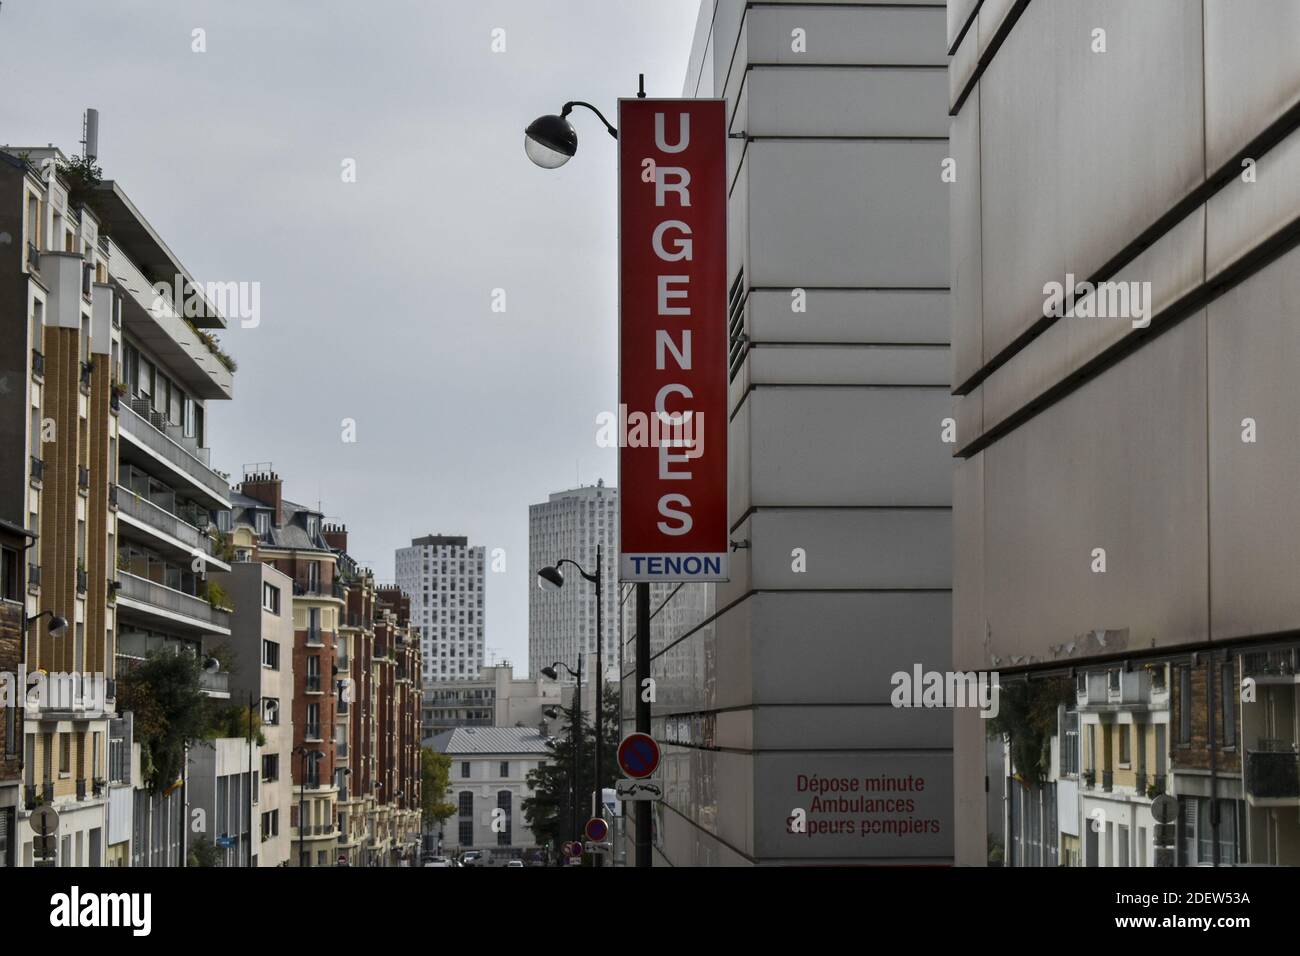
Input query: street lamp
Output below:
<box><xmin>23</xmin><ymin>610</ymin><xmax>67</xmax><ymax>638</ymax></box>
<box><xmin>541</xmin><ymin>655</ymin><xmax>584</xmax><ymax>850</ymax></box>
<box><xmin>524</xmin><ymin>101</ymin><xmax>617</xmax><ymax>168</ymax></box>
<box><xmin>293</xmin><ymin>746</ymin><xmax>323</xmax><ymax>867</ymax></box>
<box><xmin>537</xmin><ymin>547</ymin><xmax>605</xmax><ymax>865</ymax></box>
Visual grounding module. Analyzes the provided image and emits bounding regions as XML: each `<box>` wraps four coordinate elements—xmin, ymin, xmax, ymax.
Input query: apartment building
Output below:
<box><xmin>213</xmin><ymin>559</ymin><xmax>295</xmax><ymax>866</ymax></box>
<box><xmin>372</xmin><ymin>591</ymin><xmax>422</xmax><ymax>865</ymax></box>
<box><xmin>422</xmin><ymin>662</ymin><xmax>562</xmax><ymax>739</ymax></box>
<box><xmin>395</xmin><ymin>534</ymin><xmax>484</xmax><ymax>683</ymax></box>
<box><xmin>0</xmin><ymin>521</ymin><xmax>33</xmax><ymax>867</ymax></box>
<box><xmin>619</xmin><ymin>1</ymin><xmax>954</xmax><ymax>865</ymax></box>
<box><xmin>948</xmin><ymin>0</ymin><xmax>1300</xmax><ymax>865</ymax></box>
<box><xmin>228</xmin><ymin>472</ymin><xmax>342</xmax><ymax>867</ymax></box>
<box><xmin>429</xmin><ymin>726</ymin><xmax>549</xmax><ymax>865</ymax></box>
<box><xmin>528</xmin><ymin>482</ymin><xmax>617</xmax><ymax>683</ymax></box>
<box><xmin>0</xmin><ymin>141</ymin><xmax>237</xmax><ymax>866</ymax></box>
<box><xmin>186</xmin><ymin>737</ymin><xmax>256</xmax><ymax>866</ymax></box>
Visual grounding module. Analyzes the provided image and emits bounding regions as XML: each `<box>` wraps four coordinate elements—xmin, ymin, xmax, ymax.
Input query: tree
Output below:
<box><xmin>187</xmin><ymin>836</ymin><xmax>221</xmax><ymax>868</ymax></box>
<box><xmin>421</xmin><ymin>748</ymin><xmax>456</xmax><ymax>828</ymax></box>
<box><xmin>523</xmin><ymin>684</ymin><xmax>620</xmax><ymax>860</ymax></box>
<box><xmin>117</xmin><ymin>651</ymin><xmax>209</xmax><ymax>793</ymax></box>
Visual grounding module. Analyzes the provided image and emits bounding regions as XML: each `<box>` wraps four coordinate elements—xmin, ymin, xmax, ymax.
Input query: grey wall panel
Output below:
<box><xmin>982</xmin><ymin>314</ymin><xmax>1209</xmax><ymax>666</ymax></box>
<box><xmin>952</xmin><ymin>453</ymin><xmax>985</xmax><ymax>672</ymax></box>
<box><xmin>949</xmin><ymin>11</ymin><xmax>979</xmax><ymax>110</ymax></box>
<box><xmin>1207</xmin><ymin>122</ymin><xmax>1300</xmax><ymax>280</ymax></box>
<box><xmin>749</xmin><ymin>387</ymin><xmax>955</xmax><ymax>507</ymax></box>
<box><xmin>750</xmin><ymin>590</ymin><xmax>952</xmax><ymax>704</ymax></box>
<box><xmin>981</xmin><ymin>205</ymin><xmax>1206</xmax><ymax>434</ymax></box>
<box><xmin>979</xmin><ymin>0</ymin><xmax>1064</xmax><ymax>363</ymax></box>
<box><xmin>1204</xmin><ymin>0</ymin><xmax>1300</xmax><ymax>172</ymax></box>
<box><xmin>1209</xmin><ymin>243</ymin><xmax>1300</xmax><ymax>638</ymax></box>
<box><xmin>748</xmin><ymin>289</ymin><xmax>950</xmax><ymax>344</ymax></box>
<box><xmin>750</xmin><ymin>508</ymin><xmax>952</xmax><ymax>589</ymax></box>
<box><xmin>953</xmin><ymin>387</ymin><xmax>982</xmax><ymax>454</ymax></box>
<box><xmin>746</xmin><ymin>4</ymin><xmax>948</xmax><ymax>66</ymax></box>
<box><xmin>1057</xmin><ymin>0</ymin><xmax>1205</xmax><ymax>287</ymax></box>
<box><xmin>683</xmin><ymin>0</ymin><xmax>717</xmax><ymax>96</ymax></box>
<box><xmin>748</xmin><ymin>140</ymin><xmax>950</xmax><ymax>287</ymax></box>
<box><xmin>659</xmin><ymin>745</ymin><xmax>755</xmax><ymax>859</ymax></box>
<box><xmin>977</xmin><ymin>0</ymin><xmax>1018</xmax><ymax>51</ymax></box>
<box><xmin>729</xmin><ymin>389</ymin><xmax>751</xmax><ymax>524</ymax></box>
<box><xmin>754</xmin><ymin>705</ymin><xmax>953</xmax><ymax>750</ymax></box>
<box><xmin>748</xmin><ymin>344</ymin><xmax>950</xmax><ymax>386</ymax></box>
<box><xmin>948</xmin><ymin>0</ymin><xmax>979</xmax><ymax>51</ymax></box>
<box><xmin>745</xmin><ymin>67</ymin><xmax>948</xmax><ymax>137</ymax></box>
<box><xmin>952</xmin><ymin>705</ymin><xmax>988</xmax><ymax>865</ymax></box>
<box><xmin>950</xmin><ymin>82</ymin><xmax>982</xmax><ymax>387</ymax></box>
<box><xmin>711</xmin><ymin>0</ymin><xmax>747</xmax><ymax>99</ymax></box>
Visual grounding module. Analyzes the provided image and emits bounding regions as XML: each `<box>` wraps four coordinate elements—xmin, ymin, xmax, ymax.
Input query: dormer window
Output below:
<box><xmin>255</xmin><ymin>512</ymin><xmax>270</xmax><ymax>538</ymax></box>
<box><xmin>307</xmin><ymin>516</ymin><xmax>319</xmax><ymax>539</ymax></box>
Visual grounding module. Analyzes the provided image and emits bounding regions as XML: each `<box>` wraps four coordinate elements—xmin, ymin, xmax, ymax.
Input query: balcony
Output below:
<box><xmin>1241</xmin><ymin>648</ymin><xmax>1299</xmax><ymax>684</ymax></box>
<box><xmin>118</xmin><ymin>401</ymin><xmax>230</xmax><ymax>509</ymax></box>
<box><xmin>115</xmin><ymin>571</ymin><xmax>232</xmax><ymax>636</ymax></box>
<box><xmin>199</xmin><ymin>669</ymin><xmax>230</xmax><ymax>699</ymax></box>
<box><xmin>1245</xmin><ymin>746</ymin><xmax>1300</xmax><ymax>806</ymax></box>
<box><xmin>31</xmin><ymin>348</ymin><xmax>44</xmax><ymax>378</ymax></box>
<box><xmin>30</xmin><ymin>455</ymin><xmax>43</xmax><ymax>485</ymax></box>
<box><xmin>115</xmin><ymin>485</ymin><xmax>227</xmax><ymax>569</ymax></box>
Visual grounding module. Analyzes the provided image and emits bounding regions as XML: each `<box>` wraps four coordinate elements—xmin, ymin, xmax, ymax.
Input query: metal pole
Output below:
<box><xmin>634</xmin><ymin>582</ymin><xmax>651</xmax><ymax>866</ymax></box>
<box><xmin>593</xmin><ymin>543</ymin><xmax>603</xmax><ymax>867</ymax></box>
<box><xmin>298</xmin><ymin>751</ymin><xmax>305</xmax><ymax>867</ymax></box>
<box><xmin>573</xmin><ymin>652</ymin><xmax>582</xmax><ymax>846</ymax></box>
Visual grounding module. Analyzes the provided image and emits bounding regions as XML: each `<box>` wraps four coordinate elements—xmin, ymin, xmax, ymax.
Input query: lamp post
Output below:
<box><xmin>527</xmin><ymin>76</ymin><xmax>653</xmax><ymax>868</ymax></box>
<box><xmin>293</xmin><ymin>746</ymin><xmax>322</xmax><ymax>867</ymax></box>
<box><xmin>541</xmin><ymin>654</ymin><xmax>583</xmax><ymax>850</ymax></box>
<box><xmin>539</xmin><ymin>545</ymin><xmax>607</xmax><ymax>864</ymax></box>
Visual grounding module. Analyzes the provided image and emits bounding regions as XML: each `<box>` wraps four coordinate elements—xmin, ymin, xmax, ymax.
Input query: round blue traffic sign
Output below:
<box><xmin>617</xmin><ymin>732</ymin><xmax>660</xmax><ymax>779</ymax></box>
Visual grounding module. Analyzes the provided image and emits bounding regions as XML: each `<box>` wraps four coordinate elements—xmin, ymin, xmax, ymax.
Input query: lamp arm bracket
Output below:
<box><xmin>561</xmin><ymin>101</ymin><xmax>618</xmax><ymax>138</ymax></box>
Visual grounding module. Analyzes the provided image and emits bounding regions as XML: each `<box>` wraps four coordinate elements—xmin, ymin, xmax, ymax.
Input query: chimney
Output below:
<box><xmin>322</xmin><ymin>523</ymin><xmax>348</xmax><ymax>552</ymax></box>
<box><xmin>82</xmin><ymin>108</ymin><xmax>99</xmax><ymax>163</ymax></box>
<box><xmin>239</xmin><ymin>471</ymin><xmax>283</xmax><ymax>526</ymax></box>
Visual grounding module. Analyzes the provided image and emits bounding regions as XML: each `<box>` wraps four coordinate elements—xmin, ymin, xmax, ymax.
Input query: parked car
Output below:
<box><xmin>459</xmin><ymin>851</ymin><xmax>482</xmax><ymax>867</ymax></box>
<box><xmin>505</xmin><ymin>860</ymin><xmax>524</xmax><ymax>867</ymax></box>
<box><xmin>422</xmin><ymin>857</ymin><xmax>452</xmax><ymax>868</ymax></box>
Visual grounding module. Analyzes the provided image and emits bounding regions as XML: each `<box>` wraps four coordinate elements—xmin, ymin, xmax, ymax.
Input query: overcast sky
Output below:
<box><xmin>1</xmin><ymin>0</ymin><xmax>702</xmax><ymax>674</ymax></box>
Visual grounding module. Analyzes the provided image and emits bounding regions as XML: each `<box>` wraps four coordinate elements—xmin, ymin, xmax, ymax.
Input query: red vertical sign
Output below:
<box><xmin>618</xmin><ymin>99</ymin><xmax>728</xmax><ymax>583</ymax></box>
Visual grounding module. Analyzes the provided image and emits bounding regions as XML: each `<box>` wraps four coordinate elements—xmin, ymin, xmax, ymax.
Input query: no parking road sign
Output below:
<box><xmin>584</xmin><ymin>817</ymin><xmax>609</xmax><ymax>843</ymax></box>
<box><xmin>617</xmin><ymin>732</ymin><xmax>660</xmax><ymax>779</ymax></box>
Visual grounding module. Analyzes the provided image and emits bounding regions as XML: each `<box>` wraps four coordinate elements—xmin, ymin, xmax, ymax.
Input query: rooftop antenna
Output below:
<box><xmin>81</xmin><ymin>108</ymin><xmax>99</xmax><ymax>163</ymax></box>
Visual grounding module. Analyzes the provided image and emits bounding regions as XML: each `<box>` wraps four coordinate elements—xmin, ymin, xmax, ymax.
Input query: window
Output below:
<box><xmin>255</xmin><ymin>512</ymin><xmax>270</xmax><ymax>538</ymax></box>
<box><xmin>1118</xmin><ymin>724</ymin><xmax>1130</xmax><ymax>766</ymax></box>
<box><xmin>59</xmin><ymin>734</ymin><xmax>70</xmax><ymax>775</ymax></box>
<box><xmin>0</xmin><ymin>545</ymin><xmax>18</xmax><ymax>601</ymax></box>
<box><xmin>496</xmin><ymin>791</ymin><xmax>512</xmax><ymax>846</ymax></box>
<box><xmin>499</xmin><ymin>761</ymin><xmax>509</xmax><ymax>778</ymax></box>
<box><xmin>1221</xmin><ymin>664</ymin><xmax>1236</xmax><ymax>749</ymax></box>
<box><xmin>1061</xmin><ymin>710</ymin><xmax>1079</xmax><ymax>776</ymax></box>
<box><xmin>1177</xmin><ymin>666</ymin><xmax>1192</xmax><ymax>745</ymax></box>
<box><xmin>459</xmin><ymin>820</ymin><xmax>473</xmax><ymax>846</ymax></box>
<box><xmin>306</xmin><ymin>703</ymin><xmax>320</xmax><ymax>740</ymax></box>
<box><xmin>261</xmin><ymin>810</ymin><xmax>279</xmax><ymax>841</ymax></box>
<box><xmin>262</xmin><ymin>698</ymin><xmax>280</xmax><ymax>726</ymax></box>
<box><xmin>262</xmin><ymin>754</ymin><xmax>279</xmax><ymax>783</ymax></box>
<box><xmin>307</xmin><ymin>656</ymin><xmax>321</xmax><ymax>693</ymax></box>
<box><xmin>262</xmin><ymin>582</ymin><xmax>280</xmax><ymax>614</ymax></box>
<box><xmin>262</xmin><ymin>640</ymin><xmax>279</xmax><ymax>670</ymax></box>
<box><xmin>461</xmin><ymin>761</ymin><xmax>470</xmax><ymax>779</ymax></box>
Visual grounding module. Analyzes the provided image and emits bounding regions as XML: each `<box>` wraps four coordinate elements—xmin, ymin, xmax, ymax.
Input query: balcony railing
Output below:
<box><xmin>78</xmin><ymin>465</ymin><xmax>90</xmax><ymax>490</ymax></box>
<box><xmin>1246</xmin><ymin>749</ymin><xmax>1300</xmax><ymax>800</ymax></box>
<box><xmin>80</xmin><ymin>360</ymin><xmax>93</xmax><ymax>389</ymax></box>
<box><xmin>305</xmin><ymin>724</ymin><xmax>321</xmax><ymax>741</ymax></box>
<box><xmin>306</xmin><ymin>627</ymin><xmax>323</xmax><ymax>647</ymax></box>
<box><xmin>116</xmin><ymin>485</ymin><xmax>216</xmax><ymax>557</ymax></box>
<box><xmin>30</xmin><ymin>455</ymin><xmax>43</xmax><ymax>483</ymax></box>
<box><xmin>1101</xmin><ymin>771</ymin><xmax>1113</xmax><ymax>792</ymax></box>
<box><xmin>118</xmin><ymin>401</ymin><xmax>229</xmax><ymax>503</ymax></box>
<box><xmin>199</xmin><ymin>669</ymin><xmax>230</xmax><ymax>696</ymax></box>
<box><xmin>27</xmin><ymin>563</ymin><xmax>40</xmax><ymax>589</ymax></box>
<box><xmin>306</xmin><ymin>675</ymin><xmax>322</xmax><ymax>693</ymax></box>
<box><xmin>1242</xmin><ymin>649</ymin><xmax>1298</xmax><ymax>679</ymax></box>
<box><xmin>108</xmin><ymin>485</ymin><xmax>118</xmax><ymax>510</ymax></box>
<box><xmin>31</xmin><ymin>348</ymin><xmax>44</xmax><ymax>378</ymax></box>
<box><xmin>76</xmin><ymin>778</ymin><xmax>86</xmax><ymax>801</ymax></box>
<box><xmin>116</xmin><ymin>571</ymin><xmax>232</xmax><ymax>631</ymax></box>
<box><xmin>76</xmin><ymin>568</ymin><xmax>88</xmax><ymax>594</ymax></box>
<box><xmin>26</xmin><ymin>241</ymin><xmax>40</xmax><ymax>273</ymax></box>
